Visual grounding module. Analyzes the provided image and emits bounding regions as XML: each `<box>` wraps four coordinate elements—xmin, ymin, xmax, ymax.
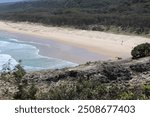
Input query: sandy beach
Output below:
<box><xmin>0</xmin><ymin>20</ymin><xmax>149</xmax><ymax>62</ymax></box>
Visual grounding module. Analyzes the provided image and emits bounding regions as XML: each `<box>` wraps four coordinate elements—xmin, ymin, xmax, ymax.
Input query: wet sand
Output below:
<box><xmin>0</xmin><ymin>21</ymin><xmax>149</xmax><ymax>63</ymax></box>
<box><xmin>0</xmin><ymin>31</ymin><xmax>108</xmax><ymax>64</ymax></box>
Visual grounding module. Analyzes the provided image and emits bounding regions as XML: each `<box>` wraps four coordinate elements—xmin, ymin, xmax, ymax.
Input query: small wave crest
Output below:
<box><xmin>0</xmin><ymin>54</ymin><xmax>18</xmax><ymax>71</ymax></box>
<box><xmin>0</xmin><ymin>37</ymin><xmax>78</xmax><ymax>71</ymax></box>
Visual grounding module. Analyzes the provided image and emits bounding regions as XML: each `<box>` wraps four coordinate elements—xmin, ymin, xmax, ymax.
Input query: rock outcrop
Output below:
<box><xmin>0</xmin><ymin>57</ymin><xmax>150</xmax><ymax>99</ymax></box>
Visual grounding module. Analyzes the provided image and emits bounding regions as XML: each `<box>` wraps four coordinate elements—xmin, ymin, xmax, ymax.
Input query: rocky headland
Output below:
<box><xmin>0</xmin><ymin>56</ymin><xmax>150</xmax><ymax>100</ymax></box>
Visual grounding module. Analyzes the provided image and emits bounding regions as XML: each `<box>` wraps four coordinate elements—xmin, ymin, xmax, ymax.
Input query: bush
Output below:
<box><xmin>131</xmin><ymin>43</ymin><xmax>150</xmax><ymax>59</ymax></box>
<box><xmin>102</xmin><ymin>64</ymin><xmax>131</xmax><ymax>81</ymax></box>
<box><xmin>13</xmin><ymin>65</ymin><xmax>27</xmax><ymax>100</ymax></box>
<box><xmin>13</xmin><ymin>64</ymin><xmax>38</xmax><ymax>100</ymax></box>
<box><xmin>130</xmin><ymin>62</ymin><xmax>150</xmax><ymax>72</ymax></box>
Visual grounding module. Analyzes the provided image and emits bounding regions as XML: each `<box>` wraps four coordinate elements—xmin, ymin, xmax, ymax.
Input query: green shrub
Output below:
<box><xmin>118</xmin><ymin>91</ymin><xmax>134</xmax><ymax>100</ymax></box>
<box><xmin>13</xmin><ymin>63</ymin><xmax>38</xmax><ymax>100</ymax></box>
<box><xmin>102</xmin><ymin>64</ymin><xmax>131</xmax><ymax>81</ymax></box>
<box><xmin>130</xmin><ymin>62</ymin><xmax>150</xmax><ymax>72</ymax></box>
<box><xmin>142</xmin><ymin>85</ymin><xmax>150</xmax><ymax>99</ymax></box>
<box><xmin>131</xmin><ymin>43</ymin><xmax>150</xmax><ymax>59</ymax></box>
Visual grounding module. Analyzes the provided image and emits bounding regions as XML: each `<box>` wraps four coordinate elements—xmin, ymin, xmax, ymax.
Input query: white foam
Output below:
<box><xmin>0</xmin><ymin>54</ymin><xmax>18</xmax><ymax>71</ymax></box>
<box><xmin>9</xmin><ymin>38</ymin><xmax>50</xmax><ymax>47</ymax></box>
<box><xmin>0</xmin><ymin>40</ymin><xmax>37</xmax><ymax>50</ymax></box>
<box><xmin>9</xmin><ymin>38</ymin><xmax>20</xmax><ymax>42</ymax></box>
<box><xmin>0</xmin><ymin>38</ymin><xmax>78</xmax><ymax>71</ymax></box>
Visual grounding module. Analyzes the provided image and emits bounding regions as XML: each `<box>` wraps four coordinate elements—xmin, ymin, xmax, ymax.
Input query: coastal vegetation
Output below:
<box><xmin>0</xmin><ymin>43</ymin><xmax>150</xmax><ymax>100</ymax></box>
<box><xmin>0</xmin><ymin>0</ymin><xmax>149</xmax><ymax>35</ymax></box>
<box><xmin>131</xmin><ymin>43</ymin><xmax>150</xmax><ymax>59</ymax></box>
<box><xmin>0</xmin><ymin>0</ymin><xmax>150</xmax><ymax>100</ymax></box>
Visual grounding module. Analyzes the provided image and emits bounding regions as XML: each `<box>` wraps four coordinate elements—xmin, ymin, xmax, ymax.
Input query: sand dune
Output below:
<box><xmin>0</xmin><ymin>21</ymin><xmax>149</xmax><ymax>59</ymax></box>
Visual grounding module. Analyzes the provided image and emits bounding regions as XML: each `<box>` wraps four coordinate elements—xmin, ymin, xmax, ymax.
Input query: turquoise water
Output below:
<box><xmin>0</xmin><ymin>34</ymin><xmax>77</xmax><ymax>71</ymax></box>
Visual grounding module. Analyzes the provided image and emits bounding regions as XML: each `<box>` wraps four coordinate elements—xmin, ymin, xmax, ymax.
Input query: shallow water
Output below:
<box><xmin>0</xmin><ymin>33</ymin><xmax>77</xmax><ymax>71</ymax></box>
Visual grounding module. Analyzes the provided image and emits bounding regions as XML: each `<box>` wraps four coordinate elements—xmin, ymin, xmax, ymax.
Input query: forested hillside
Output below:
<box><xmin>0</xmin><ymin>0</ymin><xmax>150</xmax><ymax>34</ymax></box>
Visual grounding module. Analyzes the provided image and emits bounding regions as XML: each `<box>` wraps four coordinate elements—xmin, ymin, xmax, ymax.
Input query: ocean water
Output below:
<box><xmin>0</xmin><ymin>34</ymin><xmax>77</xmax><ymax>71</ymax></box>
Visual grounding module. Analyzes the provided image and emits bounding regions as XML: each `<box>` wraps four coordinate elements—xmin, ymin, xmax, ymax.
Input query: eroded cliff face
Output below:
<box><xmin>0</xmin><ymin>57</ymin><xmax>150</xmax><ymax>99</ymax></box>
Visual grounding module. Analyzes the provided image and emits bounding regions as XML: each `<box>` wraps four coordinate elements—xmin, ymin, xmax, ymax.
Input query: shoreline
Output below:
<box><xmin>0</xmin><ymin>30</ymin><xmax>107</xmax><ymax>64</ymax></box>
<box><xmin>0</xmin><ymin>20</ymin><xmax>150</xmax><ymax>62</ymax></box>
